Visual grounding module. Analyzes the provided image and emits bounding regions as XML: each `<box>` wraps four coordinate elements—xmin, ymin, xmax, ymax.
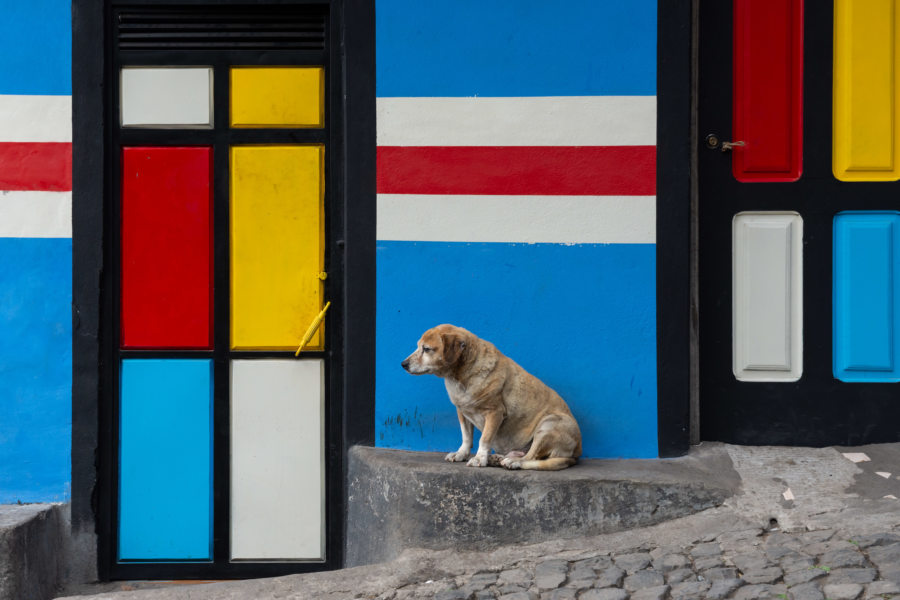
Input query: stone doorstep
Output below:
<box><xmin>0</xmin><ymin>503</ymin><xmax>65</xmax><ymax>600</ymax></box>
<box><xmin>346</xmin><ymin>444</ymin><xmax>741</xmax><ymax>567</ymax></box>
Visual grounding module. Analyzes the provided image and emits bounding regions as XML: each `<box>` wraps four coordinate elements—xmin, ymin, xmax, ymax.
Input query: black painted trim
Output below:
<box><xmin>656</xmin><ymin>0</ymin><xmax>693</xmax><ymax>457</ymax></box>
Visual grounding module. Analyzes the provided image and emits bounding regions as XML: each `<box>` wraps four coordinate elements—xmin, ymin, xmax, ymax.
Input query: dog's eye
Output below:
<box><xmin>422</xmin><ymin>347</ymin><xmax>432</xmax><ymax>353</ymax></box>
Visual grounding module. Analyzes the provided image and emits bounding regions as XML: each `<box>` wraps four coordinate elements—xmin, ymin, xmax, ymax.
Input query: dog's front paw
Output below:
<box><xmin>445</xmin><ymin>451</ymin><xmax>469</xmax><ymax>462</ymax></box>
<box><xmin>500</xmin><ymin>457</ymin><xmax>522</xmax><ymax>470</ymax></box>
<box><xmin>467</xmin><ymin>454</ymin><xmax>489</xmax><ymax>467</ymax></box>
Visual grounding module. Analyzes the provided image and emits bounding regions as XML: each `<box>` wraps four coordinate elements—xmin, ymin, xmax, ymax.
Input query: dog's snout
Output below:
<box><xmin>401</xmin><ymin>358</ymin><xmax>410</xmax><ymax>371</ymax></box>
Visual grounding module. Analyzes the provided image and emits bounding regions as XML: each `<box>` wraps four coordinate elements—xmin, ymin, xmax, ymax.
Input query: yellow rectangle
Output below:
<box><xmin>230</xmin><ymin>145</ymin><xmax>325</xmax><ymax>350</ymax></box>
<box><xmin>833</xmin><ymin>0</ymin><xmax>899</xmax><ymax>180</ymax></box>
<box><xmin>231</xmin><ymin>67</ymin><xmax>324</xmax><ymax>128</ymax></box>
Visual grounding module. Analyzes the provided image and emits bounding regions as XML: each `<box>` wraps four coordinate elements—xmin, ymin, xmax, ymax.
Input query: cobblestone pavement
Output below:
<box><xmin>400</xmin><ymin>527</ymin><xmax>900</xmax><ymax>600</ymax></box>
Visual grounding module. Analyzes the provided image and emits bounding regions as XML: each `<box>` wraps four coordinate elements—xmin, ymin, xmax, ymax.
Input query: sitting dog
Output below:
<box><xmin>401</xmin><ymin>324</ymin><xmax>582</xmax><ymax>470</ymax></box>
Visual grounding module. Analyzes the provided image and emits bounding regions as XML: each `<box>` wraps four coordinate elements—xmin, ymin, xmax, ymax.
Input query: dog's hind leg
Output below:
<box><xmin>501</xmin><ymin>416</ymin><xmax>578</xmax><ymax>470</ymax></box>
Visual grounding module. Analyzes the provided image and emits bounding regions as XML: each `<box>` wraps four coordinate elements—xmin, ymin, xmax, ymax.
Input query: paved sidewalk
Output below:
<box><xmin>57</xmin><ymin>443</ymin><xmax>900</xmax><ymax>600</ymax></box>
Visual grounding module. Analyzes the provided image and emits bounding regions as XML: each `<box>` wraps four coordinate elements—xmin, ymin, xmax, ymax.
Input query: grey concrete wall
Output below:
<box><xmin>346</xmin><ymin>445</ymin><xmax>739</xmax><ymax>567</ymax></box>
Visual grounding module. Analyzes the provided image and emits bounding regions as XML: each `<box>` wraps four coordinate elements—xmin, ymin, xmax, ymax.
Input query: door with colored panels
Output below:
<box><xmin>699</xmin><ymin>0</ymin><xmax>900</xmax><ymax>445</ymax></box>
<box><xmin>104</xmin><ymin>4</ymin><xmax>341</xmax><ymax>578</ymax></box>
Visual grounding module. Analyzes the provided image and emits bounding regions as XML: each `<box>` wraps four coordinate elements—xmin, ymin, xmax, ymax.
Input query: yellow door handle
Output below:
<box><xmin>295</xmin><ymin>301</ymin><xmax>331</xmax><ymax>356</ymax></box>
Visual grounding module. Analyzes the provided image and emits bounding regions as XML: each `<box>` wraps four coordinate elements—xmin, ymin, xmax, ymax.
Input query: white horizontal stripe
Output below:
<box><xmin>377</xmin><ymin>96</ymin><xmax>656</xmax><ymax>146</ymax></box>
<box><xmin>377</xmin><ymin>194</ymin><xmax>655</xmax><ymax>244</ymax></box>
<box><xmin>0</xmin><ymin>95</ymin><xmax>71</xmax><ymax>142</ymax></box>
<box><xmin>0</xmin><ymin>191</ymin><xmax>71</xmax><ymax>237</ymax></box>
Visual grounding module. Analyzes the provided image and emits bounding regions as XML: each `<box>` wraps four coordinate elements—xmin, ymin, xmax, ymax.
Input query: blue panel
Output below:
<box><xmin>0</xmin><ymin>0</ymin><xmax>71</xmax><ymax>95</ymax></box>
<box><xmin>834</xmin><ymin>212</ymin><xmax>900</xmax><ymax>382</ymax></box>
<box><xmin>376</xmin><ymin>241</ymin><xmax>658</xmax><ymax>459</ymax></box>
<box><xmin>0</xmin><ymin>238</ymin><xmax>71</xmax><ymax>503</ymax></box>
<box><xmin>375</xmin><ymin>0</ymin><xmax>657</xmax><ymax>97</ymax></box>
<box><xmin>119</xmin><ymin>359</ymin><xmax>213</xmax><ymax>561</ymax></box>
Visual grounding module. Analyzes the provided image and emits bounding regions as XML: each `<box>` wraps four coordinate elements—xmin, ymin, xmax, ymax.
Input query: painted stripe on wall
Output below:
<box><xmin>0</xmin><ymin>95</ymin><xmax>71</xmax><ymax>142</ymax></box>
<box><xmin>0</xmin><ymin>238</ymin><xmax>71</xmax><ymax>503</ymax></box>
<box><xmin>376</xmin><ymin>241</ymin><xmax>658</xmax><ymax>459</ymax></box>
<box><xmin>0</xmin><ymin>0</ymin><xmax>71</xmax><ymax>95</ymax></box>
<box><xmin>0</xmin><ymin>191</ymin><xmax>71</xmax><ymax>238</ymax></box>
<box><xmin>377</xmin><ymin>146</ymin><xmax>656</xmax><ymax>196</ymax></box>
<box><xmin>0</xmin><ymin>143</ymin><xmax>72</xmax><ymax>191</ymax></box>
<box><xmin>376</xmin><ymin>97</ymin><xmax>656</xmax><ymax>147</ymax></box>
<box><xmin>377</xmin><ymin>194</ymin><xmax>655</xmax><ymax>244</ymax></box>
<box><xmin>376</xmin><ymin>0</ymin><xmax>656</xmax><ymax>97</ymax></box>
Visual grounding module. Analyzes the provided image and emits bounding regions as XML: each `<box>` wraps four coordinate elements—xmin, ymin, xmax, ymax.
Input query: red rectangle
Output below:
<box><xmin>121</xmin><ymin>147</ymin><xmax>213</xmax><ymax>349</ymax></box>
<box><xmin>732</xmin><ymin>0</ymin><xmax>803</xmax><ymax>182</ymax></box>
<box><xmin>0</xmin><ymin>142</ymin><xmax>71</xmax><ymax>191</ymax></box>
<box><xmin>376</xmin><ymin>146</ymin><xmax>656</xmax><ymax>196</ymax></box>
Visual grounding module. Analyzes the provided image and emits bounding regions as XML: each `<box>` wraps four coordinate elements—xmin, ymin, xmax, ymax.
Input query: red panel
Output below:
<box><xmin>733</xmin><ymin>0</ymin><xmax>803</xmax><ymax>182</ymax></box>
<box><xmin>376</xmin><ymin>146</ymin><xmax>656</xmax><ymax>196</ymax></box>
<box><xmin>0</xmin><ymin>142</ymin><xmax>71</xmax><ymax>191</ymax></box>
<box><xmin>121</xmin><ymin>147</ymin><xmax>212</xmax><ymax>349</ymax></box>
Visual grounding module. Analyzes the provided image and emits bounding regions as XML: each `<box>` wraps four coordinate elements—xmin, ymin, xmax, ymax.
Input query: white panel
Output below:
<box><xmin>120</xmin><ymin>68</ymin><xmax>212</xmax><ymax>127</ymax></box>
<box><xmin>0</xmin><ymin>95</ymin><xmax>71</xmax><ymax>142</ymax></box>
<box><xmin>231</xmin><ymin>359</ymin><xmax>324</xmax><ymax>560</ymax></box>
<box><xmin>377</xmin><ymin>194</ymin><xmax>656</xmax><ymax>244</ymax></box>
<box><xmin>733</xmin><ymin>212</ymin><xmax>803</xmax><ymax>381</ymax></box>
<box><xmin>376</xmin><ymin>96</ymin><xmax>656</xmax><ymax>146</ymax></box>
<box><xmin>0</xmin><ymin>191</ymin><xmax>71</xmax><ymax>238</ymax></box>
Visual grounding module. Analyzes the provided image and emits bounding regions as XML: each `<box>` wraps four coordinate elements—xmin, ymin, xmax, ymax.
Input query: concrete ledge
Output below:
<box><xmin>346</xmin><ymin>445</ymin><xmax>741</xmax><ymax>566</ymax></box>
<box><xmin>0</xmin><ymin>504</ymin><xmax>65</xmax><ymax>600</ymax></box>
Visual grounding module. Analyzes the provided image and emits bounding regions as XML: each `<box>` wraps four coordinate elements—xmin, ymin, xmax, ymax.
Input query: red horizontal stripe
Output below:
<box><xmin>377</xmin><ymin>146</ymin><xmax>655</xmax><ymax>195</ymax></box>
<box><xmin>0</xmin><ymin>142</ymin><xmax>72</xmax><ymax>192</ymax></box>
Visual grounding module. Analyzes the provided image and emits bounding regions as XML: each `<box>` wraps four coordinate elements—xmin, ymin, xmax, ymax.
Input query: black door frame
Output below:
<box><xmin>697</xmin><ymin>0</ymin><xmax>900</xmax><ymax>446</ymax></box>
<box><xmin>72</xmin><ymin>0</ymin><xmax>374</xmax><ymax>580</ymax></box>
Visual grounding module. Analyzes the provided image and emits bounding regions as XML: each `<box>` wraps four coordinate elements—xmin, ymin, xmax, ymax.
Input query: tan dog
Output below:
<box><xmin>401</xmin><ymin>324</ymin><xmax>582</xmax><ymax>470</ymax></box>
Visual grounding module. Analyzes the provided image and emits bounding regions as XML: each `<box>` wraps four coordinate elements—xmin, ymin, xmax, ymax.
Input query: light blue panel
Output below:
<box><xmin>834</xmin><ymin>212</ymin><xmax>900</xmax><ymax>382</ymax></box>
<box><xmin>376</xmin><ymin>241</ymin><xmax>658</xmax><ymax>459</ymax></box>
<box><xmin>0</xmin><ymin>238</ymin><xmax>72</xmax><ymax>503</ymax></box>
<box><xmin>119</xmin><ymin>359</ymin><xmax>213</xmax><ymax>561</ymax></box>
<box><xmin>375</xmin><ymin>0</ymin><xmax>657</xmax><ymax>97</ymax></box>
<box><xmin>0</xmin><ymin>0</ymin><xmax>71</xmax><ymax>95</ymax></box>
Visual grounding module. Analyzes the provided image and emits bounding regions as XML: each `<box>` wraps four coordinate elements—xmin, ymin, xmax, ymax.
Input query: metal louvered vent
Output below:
<box><xmin>116</xmin><ymin>6</ymin><xmax>326</xmax><ymax>50</ymax></box>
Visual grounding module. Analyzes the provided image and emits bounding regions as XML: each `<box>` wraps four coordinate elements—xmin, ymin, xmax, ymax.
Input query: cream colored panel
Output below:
<box><xmin>121</xmin><ymin>67</ymin><xmax>212</xmax><ymax>127</ymax></box>
<box><xmin>231</xmin><ymin>359</ymin><xmax>324</xmax><ymax>560</ymax></box>
<box><xmin>733</xmin><ymin>212</ymin><xmax>803</xmax><ymax>381</ymax></box>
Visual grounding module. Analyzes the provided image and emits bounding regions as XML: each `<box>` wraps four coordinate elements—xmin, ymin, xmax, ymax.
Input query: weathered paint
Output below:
<box><xmin>230</xmin><ymin>67</ymin><xmax>323</xmax><ymax>128</ymax></box>
<box><xmin>376</xmin><ymin>241</ymin><xmax>659</xmax><ymax>459</ymax></box>
<box><xmin>230</xmin><ymin>145</ymin><xmax>325</xmax><ymax>350</ymax></box>
<box><xmin>833</xmin><ymin>0</ymin><xmax>900</xmax><ymax>181</ymax></box>
<box><xmin>118</xmin><ymin>359</ymin><xmax>213</xmax><ymax>560</ymax></box>
<box><xmin>120</xmin><ymin>147</ymin><xmax>213</xmax><ymax>349</ymax></box>
<box><xmin>0</xmin><ymin>142</ymin><xmax>71</xmax><ymax>191</ymax></box>
<box><xmin>230</xmin><ymin>359</ymin><xmax>324</xmax><ymax>560</ymax></box>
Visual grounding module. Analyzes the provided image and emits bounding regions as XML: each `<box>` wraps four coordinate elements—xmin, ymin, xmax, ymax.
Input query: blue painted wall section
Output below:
<box><xmin>376</xmin><ymin>242</ymin><xmax>659</xmax><ymax>459</ymax></box>
<box><xmin>0</xmin><ymin>239</ymin><xmax>72</xmax><ymax>503</ymax></box>
<box><xmin>0</xmin><ymin>0</ymin><xmax>72</xmax><ymax>95</ymax></box>
<box><xmin>119</xmin><ymin>359</ymin><xmax>213</xmax><ymax>560</ymax></box>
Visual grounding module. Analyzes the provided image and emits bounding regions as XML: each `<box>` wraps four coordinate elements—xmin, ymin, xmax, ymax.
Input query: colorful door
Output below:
<box><xmin>102</xmin><ymin>4</ymin><xmax>342</xmax><ymax>578</ymax></box>
<box><xmin>699</xmin><ymin>0</ymin><xmax>900</xmax><ymax>445</ymax></box>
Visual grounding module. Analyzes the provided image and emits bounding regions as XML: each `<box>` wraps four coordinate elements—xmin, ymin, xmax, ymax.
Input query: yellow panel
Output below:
<box><xmin>231</xmin><ymin>67</ymin><xmax>324</xmax><ymax>128</ymax></box>
<box><xmin>833</xmin><ymin>0</ymin><xmax>900</xmax><ymax>181</ymax></box>
<box><xmin>230</xmin><ymin>145</ymin><xmax>325</xmax><ymax>350</ymax></box>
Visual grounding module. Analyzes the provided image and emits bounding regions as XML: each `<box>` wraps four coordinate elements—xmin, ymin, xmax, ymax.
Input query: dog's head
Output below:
<box><xmin>401</xmin><ymin>324</ymin><xmax>469</xmax><ymax>376</ymax></box>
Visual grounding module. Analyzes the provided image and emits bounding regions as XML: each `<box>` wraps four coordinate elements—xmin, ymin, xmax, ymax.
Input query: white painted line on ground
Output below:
<box><xmin>0</xmin><ymin>191</ymin><xmax>71</xmax><ymax>237</ymax></box>
<box><xmin>377</xmin><ymin>194</ymin><xmax>656</xmax><ymax>244</ymax></box>
<box><xmin>0</xmin><ymin>95</ymin><xmax>71</xmax><ymax>142</ymax></box>
<box><xmin>842</xmin><ymin>452</ymin><xmax>871</xmax><ymax>463</ymax></box>
<box><xmin>376</xmin><ymin>96</ymin><xmax>656</xmax><ymax>146</ymax></box>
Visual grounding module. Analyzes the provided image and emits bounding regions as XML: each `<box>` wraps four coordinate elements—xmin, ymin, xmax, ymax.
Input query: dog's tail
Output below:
<box><xmin>516</xmin><ymin>457</ymin><xmax>577</xmax><ymax>471</ymax></box>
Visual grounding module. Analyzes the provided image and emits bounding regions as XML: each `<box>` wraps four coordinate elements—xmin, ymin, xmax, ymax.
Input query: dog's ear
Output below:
<box><xmin>441</xmin><ymin>332</ymin><xmax>467</xmax><ymax>365</ymax></box>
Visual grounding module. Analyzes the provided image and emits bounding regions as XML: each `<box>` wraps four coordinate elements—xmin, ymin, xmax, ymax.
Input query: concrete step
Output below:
<box><xmin>0</xmin><ymin>503</ymin><xmax>66</xmax><ymax>600</ymax></box>
<box><xmin>346</xmin><ymin>444</ymin><xmax>741</xmax><ymax>566</ymax></box>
